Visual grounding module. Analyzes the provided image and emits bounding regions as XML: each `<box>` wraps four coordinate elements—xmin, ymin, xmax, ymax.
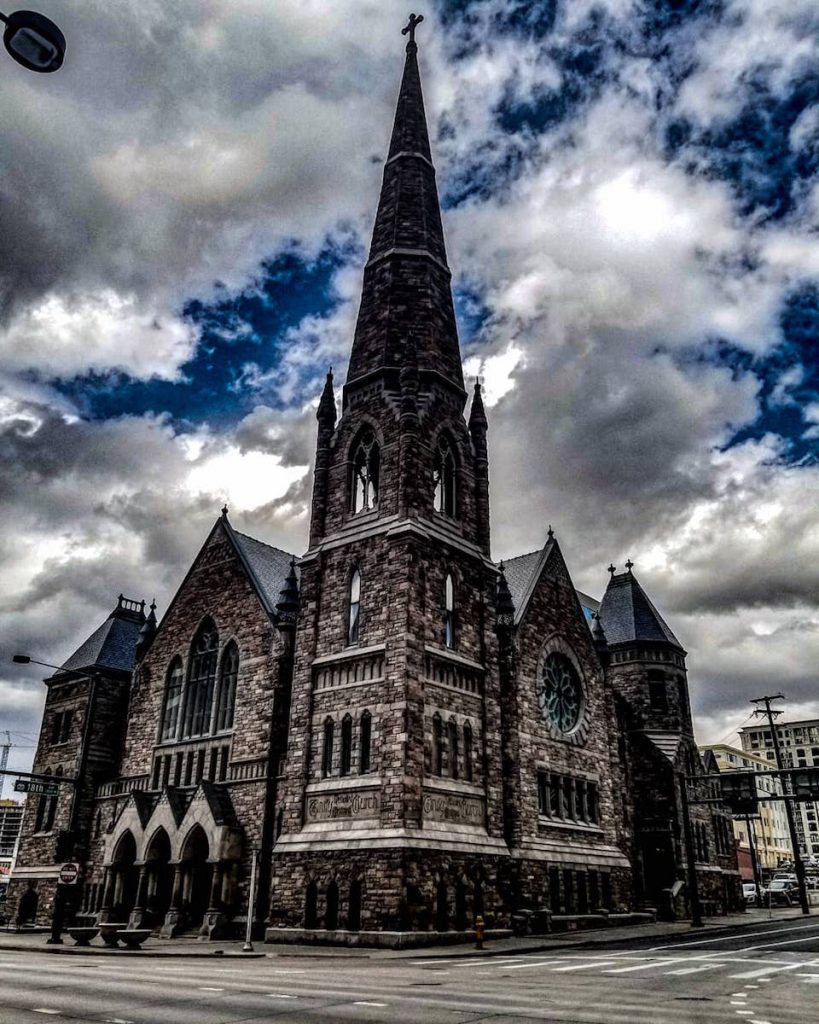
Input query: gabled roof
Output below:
<box><xmin>501</xmin><ymin>543</ymin><xmax>599</xmax><ymax>627</ymax></box>
<box><xmin>642</xmin><ymin>730</ymin><xmax>684</xmax><ymax>764</ymax></box>
<box><xmin>231</xmin><ymin>529</ymin><xmax>297</xmax><ymax>616</ymax></box>
<box><xmin>598</xmin><ymin>570</ymin><xmax>683</xmax><ymax>649</ymax></box>
<box><xmin>61</xmin><ymin>597</ymin><xmax>146</xmax><ymax>676</ymax></box>
<box><xmin>196</xmin><ymin>780</ymin><xmax>238</xmax><ymax>827</ymax></box>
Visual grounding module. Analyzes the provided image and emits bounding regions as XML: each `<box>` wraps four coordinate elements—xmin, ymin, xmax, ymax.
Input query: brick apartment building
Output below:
<box><xmin>6</xmin><ymin>25</ymin><xmax>740</xmax><ymax>942</ymax></box>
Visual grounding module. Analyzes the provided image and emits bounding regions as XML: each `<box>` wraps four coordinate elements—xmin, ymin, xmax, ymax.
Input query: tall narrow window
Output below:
<box><xmin>448</xmin><ymin>719</ymin><xmax>459</xmax><ymax>779</ymax></box>
<box><xmin>351</xmin><ymin>429</ymin><xmax>380</xmax><ymax>513</ymax></box>
<box><xmin>433</xmin><ymin>713</ymin><xmax>443</xmax><ymax>776</ymax></box>
<box><xmin>359</xmin><ymin>710</ymin><xmax>372</xmax><ymax>774</ymax></box>
<box><xmin>182</xmin><ymin>620</ymin><xmax>218</xmax><ymax>738</ymax></box>
<box><xmin>216</xmin><ymin>642</ymin><xmax>239</xmax><ymax>732</ymax></box>
<box><xmin>43</xmin><ymin>767</ymin><xmax>61</xmax><ymax>832</ymax></box>
<box><xmin>340</xmin><ymin>714</ymin><xmax>353</xmax><ymax>776</ymax></box>
<box><xmin>322</xmin><ymin>718</ymin><xmax>334</xmax><ymax>777</ymax></box>
<box><xmin>444</xmin><ymin>574</ymin><xmax>455</xmax><ymax>648</ymax></box>
<box><xmin>463</xmin><ymin>721</ymin><xmax>473</xmax><ymax>782</ymax></box>
<box><xmin>433</xmin><ymin>436</ymin><xmax>456</xmax><ymax>516</ymax></box>
<box><xmin>160</xmin><ymin>658</ymin><xmax>184</xmax><ymax>741</ymax></box>
<box><xmin>648</xmin><ymin>671</ymin><xmax>668</xmax><ymax>712</ymax></box>
<box><xmin>348</xmin><ymin>569</ymin><xmax>361</xmax><ymax>645</ymax></box>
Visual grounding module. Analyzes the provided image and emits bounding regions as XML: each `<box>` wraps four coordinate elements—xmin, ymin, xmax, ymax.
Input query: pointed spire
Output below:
<box><xmin>136</xmin><ymin>599</ymin><xmax>158</xmax><ymax>660</ymax></box>
<box><xmin>317</xmin><ymin>368</ymin><xmax>337</xmax><ymax>428</ymax></box>
<box><xmin>346</xmin><ymin>18</ymin><xmax>464</xmax><ymax>397</ymax></box>
<box><xmin>276</xmin><ymin>558</ymin><xmax>299</xmax><ymax>632</ymax></box>
<box><xmin>468</xmin><ymin>380</ymin><xmax>488</xmax><ymax>433</ymax></box>
<box><xmin>496</xmin><ymin>562</ymin><xmax>516</xmax><ymax>630</ymax></box>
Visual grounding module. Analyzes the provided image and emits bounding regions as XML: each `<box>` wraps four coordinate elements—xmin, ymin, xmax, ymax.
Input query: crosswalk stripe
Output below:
<box><xmin>551</xmin><ymin>961</ymin><xmax>618</xmax><ymax>972</ymax></box>
<box><xmin>605</xmin><ymin>959</ymin><xmax>686</xmax><ymax>974</ymax></box>
<box><xmin>504</xmin><ymin>960</ymin><xmax>565</xmax><ymax>970</ymax></box>
<box><xmin>730</xmin><ymin>963</ymin><xmax>808</xmax><ymax>980</ymax></box>
<box><xmin>665</xmin><ymin>964</ymin><xmax>722</xmax><ymax>975</ymax></box>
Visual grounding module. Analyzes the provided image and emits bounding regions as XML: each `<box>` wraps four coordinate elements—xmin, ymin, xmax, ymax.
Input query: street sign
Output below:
<box><xmin>14</xmin><ymin>778</ymin><xmax>59</xmax><ymax>796</ymax></box>
<box><xmin>58</xmin><ymin>862</ymin><xmax>79</xmax><ymax>885</ymax></box>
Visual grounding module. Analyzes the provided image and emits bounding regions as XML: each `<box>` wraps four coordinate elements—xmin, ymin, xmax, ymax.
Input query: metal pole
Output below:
<box><xmin>243</xmin><ymin>847</ymin><xmax>259</xmax><ymax>952</ymax></box>
<box><xmin>679</xmin><ymin>774</ymin><xmax>704</xmax><ymax>927</ymax></box>
<box><xmin>745</xmin><ymin>815</ymin><xmax>763</xmax><ymax>906</ymax></box>
<box><xmin>752</xmin><ymin>695</ymin><xmax>810</xmax><ymax>916</ymax></box>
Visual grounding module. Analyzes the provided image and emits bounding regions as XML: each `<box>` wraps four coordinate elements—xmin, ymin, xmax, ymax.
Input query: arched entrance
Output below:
<box><xmin>179</xmin><ymin>825</ymin><xmax>212</xmax><ymax>932</ymax></box>
<box><xmin>112</xmin><ymin>831</ymin><xmax>138</xmax><ymax>921</ymax></box>
<box><xmin>144</xmin><ymin>828</ymin><xmax>173</xmax><ymax>927</ymax></box>
<box><xmin>17</xmin><ymin>885</ymin><xmax>38</xmax><ymax>925</ymax></box>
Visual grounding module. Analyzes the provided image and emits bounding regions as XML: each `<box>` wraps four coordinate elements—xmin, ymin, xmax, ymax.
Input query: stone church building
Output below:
<box><xmin>7</xmin><ymin>25</ymin><xmax>740</xmax><ymax>942</ymax></box>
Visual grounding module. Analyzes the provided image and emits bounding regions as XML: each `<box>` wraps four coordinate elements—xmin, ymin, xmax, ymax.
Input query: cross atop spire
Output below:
<box><xmin>402</xmin><ymin>12</ymin><xmax>424</xmax><ymax>49</ymax></box>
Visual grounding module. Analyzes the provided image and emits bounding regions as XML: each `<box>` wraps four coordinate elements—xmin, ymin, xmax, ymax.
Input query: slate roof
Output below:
<box><xmin>501</xmin><ymin>546</ymin><xmax>600</xmax><ymax>626</ymax></box>
<box><xmin>231</xmin><ymin>530</ymin><xmax>298</xmax><ymax>615</ymax></box>
<box><xmin>597</xmin><ymin>571</ymin><xmax>682</xmax><ymax>649</ymax></box>
<box><xmin>198</xmin><ymin>780</ymin><xmax>239</xmax><ymax>827</ymax></box>
<box><xmin>61</xmin><ymin>601</ymin><xmax>146</xmax><ymax>676</ymax></box>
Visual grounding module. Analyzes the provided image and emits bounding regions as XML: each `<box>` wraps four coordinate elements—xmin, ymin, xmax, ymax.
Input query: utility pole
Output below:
<box><xmin>745</xmin><ymin>815</ymin><xmax>763</xmax><ymax>906</ymax></box>
<box><xmin>0</xmin><ymin>731</ymin><xmax>11</xmax><ymax>799</ymax></box>
<box><xmin>751</xmin><ymin>694</ymin><xmax>810</xmax><ymax>916</ymax></box>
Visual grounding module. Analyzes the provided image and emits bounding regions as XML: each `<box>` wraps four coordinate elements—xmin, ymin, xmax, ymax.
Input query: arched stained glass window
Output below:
<box><xmin>160</xmin><ymin>658</ymin><xmax>183</xmax><ymax>742</ymax></box>
<box><xmin>444</xmin><ymin>574</ymin><xmax>455</xmax><ymax>649</ymax></box>
<box><xmin>351</xmin><ymin>429</ymin><xmax>379</xmax><ymax>513</ymax></box>
<box><xmin>182</xmin><ymin>620</ymin><xmax>218</xmax><ymax>738</ymax></box>
<box><xmin>216</xmin><ymin>642</ymin><xmax>239</xmax><ymax>732</ymax></box>
<box><xmin>463</xmin><ymin>721</ymin><xmax>473</xmax><ymax>782</ymax></box>
<box><xmin>340</xmin><ymin>714</ymin><xmax>353</xmax><ymax>776</ymax></box>
<box><xmin>348</xmin><ymin>569</ymin><xmax>361</xmax><ymax>645</ymax></box>
<box><xmin>433</xmin><ymin>436</ymin><xmax>456</xmax><ymax>516</ymax></box>
<box><xmin>359</xmin><ymin>710</ymin><xmax>372</xmax><ymax>774</ymax></box>
<box><xmin>322</xmin><ymin>717</ymin><xmax>334</xmax><ymax>778</ymax></box>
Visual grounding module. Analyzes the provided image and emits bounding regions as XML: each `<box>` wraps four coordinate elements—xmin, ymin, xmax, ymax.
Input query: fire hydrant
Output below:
<box><xmin>475</xmin><ymin>915</ymin><xmax>485</xmax><ymax>950</ymax></box>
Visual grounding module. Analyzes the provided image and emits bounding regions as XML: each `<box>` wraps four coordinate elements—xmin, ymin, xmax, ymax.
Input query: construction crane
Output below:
<box><xmin>0</xmin><ymin>731</ymin><xmax>10</xmax><ymax>799</ymax></box>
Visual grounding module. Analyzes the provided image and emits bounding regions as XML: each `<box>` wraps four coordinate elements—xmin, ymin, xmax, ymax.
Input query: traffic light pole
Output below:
<box><xmin>751</xmin><ymin>695</ymin><xmax>810</xmax><ymax>916</ymax></box>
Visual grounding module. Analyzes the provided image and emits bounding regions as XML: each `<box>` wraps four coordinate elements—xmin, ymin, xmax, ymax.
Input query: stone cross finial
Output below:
<box><xmin>625</xmin><ymin>558</ymin><xmax>634</xmax><ymax>572</ymax></box>
<box><xmin>402</xmin><ymin>12</ymin><xmax>424</xmax><ymax>45</ymax></box>
<box><xmin>607</xmin><ymin>563</ymin><xmax>616</xmax><ymax>576</ymax></box>
<box><xmin>221</xmin><ymin>504</ymin><xmax>229</xmax><ymax>519</ymax></box>
<box><xmin>547</xmin><ymin>524</ymin><xmax>554</xmax><ymax>540</ymax></box>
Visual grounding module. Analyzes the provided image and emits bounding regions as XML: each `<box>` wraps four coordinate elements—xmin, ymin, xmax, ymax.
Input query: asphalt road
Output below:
<box><xmin>2</xmin><ymin>917</ymin><xmax>819</xmax><ymax>1024</ymax></box>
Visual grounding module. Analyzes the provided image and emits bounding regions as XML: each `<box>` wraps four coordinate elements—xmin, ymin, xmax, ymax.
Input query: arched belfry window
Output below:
<box><xmin>182</xmin><ymin>619</ymin><xmax>218</xmax><ymax>739</ymax></box>
<box><xmin>433</xmin><ymin>435</ymin><xmax>456</xmax><ymax>516</ymax></box>
<box><xmin>351</xmin><ymin>429</ymin><xmax>379</xmax><ymax>513</ymax></box>
<box><xmin>444</xmin><ymin>574</ymin><xmax>455</xmax><ymax>649</ymax></box>
<box><xmin>322</xmin><ymin>717</ymin><xmax>334</xmax><ymax>778</ymax></box>
<box><xmin>360</xmin><ymin>710</ymin><xmax>372</xmax><ymax>774</ymax></box>
<box><xmin>216</xmin><ymin>642</ymin><xmax>239</xmax><ymax>732</ymax></box>
<box><xmin>160</xmin><ymin>658</ymin><xmax>184</xmax><ymax>741</ymax></box>
<box><xmin>348</xmin><ymin>568</ymin><xmax>361</xmax><ymax>645</ymax></box>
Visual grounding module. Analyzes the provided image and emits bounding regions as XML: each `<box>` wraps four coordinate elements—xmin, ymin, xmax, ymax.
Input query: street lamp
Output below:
<box><xmin>1</xmin><ymin>9</ymin><xmax>65</xmax><ymax>73</ymax></box>
<box><xmin>242</xmin><ymin>840</ymin><xmax>262</xmax><ymax>953</ymax></box>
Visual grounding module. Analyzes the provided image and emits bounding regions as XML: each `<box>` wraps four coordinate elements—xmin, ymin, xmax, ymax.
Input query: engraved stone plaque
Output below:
<box><xmin>306</xmin><ymin>789</ymin><xmax>381</xmax><ymax>823</ymax></box>
<box><xmin>422</xmin><ymin>790</ymin><xmax>485</xmax><ymax>826</ymax></box>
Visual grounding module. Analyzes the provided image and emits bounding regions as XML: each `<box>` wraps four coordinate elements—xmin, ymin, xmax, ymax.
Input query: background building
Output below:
<box><xmin>700</xmin><ymin>744</ymin><xmax>790</xmax><ymax>872</ymax></box>
<box><xmin>739</xmin><ymin>719</ymin><xmax>819</xmax><ymax>859</ymax></box>
<box><xmin>0</xmin><ymin>799</ymin><xmax>24</xmax><ymax>892</ymax></box>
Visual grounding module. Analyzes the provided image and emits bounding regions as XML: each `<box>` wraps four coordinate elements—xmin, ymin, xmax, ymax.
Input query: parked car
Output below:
<box><xmin>767</xmin><ymin>879</ymin><xmax>799</xmax><ymax>906</ymax></box>
<box><xmin>742</xmin><ymin>882</ymin><xmax>767</xmax><ymax>906</ymax></box>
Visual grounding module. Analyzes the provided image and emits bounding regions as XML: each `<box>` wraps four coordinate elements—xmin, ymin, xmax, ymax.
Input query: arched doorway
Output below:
<box><xmin>305</xmin><ymin>880</ymin><xmax>318</xmax><ymax>928</ymax></box>
<box><xmin>455</xmin><ymin>878</ymin><xmax>468</xmax><ymax>930</ymax></box>
<box><xmin>17</xmin><ymin>886</ymin><xmax>38</xmax><ymax>925</ymax></box>
<box><xmin>144</xmin><ymin>828</ymin><xmax>173</xmax><ymax>927</ymax></box>
<box><xmin>348</xmin><ymin>878</ymin><xmax>362</xmax><ymax>932</ymax></box>
<box><xmin>179</xmin><ymin>825</ymin><xmax>212</xmax><ymax>932</ymax></box>
<box><xmin>435</xmin><ymin>880</ymin><xmax>449</xmax><ymax>932</ymax></box>
<box><xmin>112</xmin><ymin>831</ymin><xmax>138</xmax><ymax>921</ymax></box>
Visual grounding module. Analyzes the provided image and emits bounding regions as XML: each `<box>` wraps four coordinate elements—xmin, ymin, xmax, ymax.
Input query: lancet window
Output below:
<box><xmin>360</xmin><ymin>710</ymin><xmax>372</xmax><ymax>774</ymax></box>
<box><xmin>182</xmin><ymin>620</ymin><xmax>218</xmax><ymax>739</ymax></box>
<box><xmin>160</xmin><ymin>658</ymin><xmax>184</xmax><ymax>741</ymax></box>
<box><xmin>433</xmin><ymin>435</ymin><xmax>456</xmax><ymax>516</ymax></box>
<box><xmin>348</xmin><ymin>568</ymin><xmax>361</xmax><ymax>645</ymax></box>
<box><xmin>351</xmin><ymin>429</ymin><xmax>380</xmax><ymax>513</ymax></box>
<box><xmin>216</xmin><ymin>642</ymin><xmax>239</xmax><ymax>732</ymax></box>
<box><xmin>340</xmin><ymin>714</ymin><xmax>353</xmax><ymax>776</ymax></box>
<box><xmin>322</xmin><ymin>718</ymin><xmax>334</xmax><ymax>777</ymax></box>
<box><xmin>444</xmin><ymin>574</ymin><xmax>455</xmax><ymax>648</ymax></box>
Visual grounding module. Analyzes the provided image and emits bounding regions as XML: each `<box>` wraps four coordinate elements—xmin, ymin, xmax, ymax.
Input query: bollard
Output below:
<box><xmin>475</xmin><ymin>914</ymin><xmax>485</xmax><ymax>950</ymax></box>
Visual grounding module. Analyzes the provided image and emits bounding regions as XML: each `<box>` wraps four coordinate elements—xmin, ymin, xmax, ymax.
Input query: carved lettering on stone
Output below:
<box><xmin>422</xmin><ymin>791</ymin><xmax>485</xmax><ymax>826</ymax></box>
<box><xmin>306</xmin><ymin>789</ymin><xmax>381</xmax><ymax>822</ymax></box>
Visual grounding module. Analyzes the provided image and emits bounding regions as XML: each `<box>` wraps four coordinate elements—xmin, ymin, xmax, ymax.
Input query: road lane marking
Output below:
<box><xmin>32</xmin><ymin>1011</ymin><xmax>60</xmax><ymax>1016</ymax></box>
<box><xmin>451</xmin><ymin>957</ymin><xmax>526</xmax><ymax>969</ymax></box>
<box><xmin>550</xmin><ymin>961</ymin><xmax>618</xmax><ymax>972</ymax></box>
<box><xmin>731</xmin><ymin>1000</ymin><xmax>747</xmax><ymax>1005</ymax></box>
<box><xmin>650</xmin><ymin>921</ymin><xmax>819</xmax><ymax>951</ymax></box>
<box><xmin>604</xmin><ymin>958</ymin><xmax>685</xmax><ymax>973</ymax></box>
<box><xmin>354</xmin><ymin>1002</ymin><xmax>388</xmax><ymax>1008</ymax></box>
<box><xmin>665</xmin><ymin>964</ymin><xmax>723</xmax><ymax>975</ymax></box>
<box><xmin>737</xmin><ymin>934</ymin><xmax>819</xmax><ymax>951</ymax></box>
<box><xmin>504</xmin><ymin>960</ymin><xmax>565</xmax><ymax>970</ymax></box>
<box><xmin>798</xmin><ymin>973</ymin><xmax>819</xmax><ymax>981</ymax></box>
<box><xmin>267</xmin><ymin>993</ymin><xmax>297</xmax><ymax>999</ymax></box>
<box><xmin>730</xmin><ymin>962</ymin><xmax>808</xmax><ymax>980</ymax></box>
<box><xmin>199</xmin><ymin>987</ymin><xmax>223</xmax><ymax>992</ymax></box>
<box><xmin>272</xmin><ymin>969</ymin><xmax>306</xmax><ymax>974</ymax></box>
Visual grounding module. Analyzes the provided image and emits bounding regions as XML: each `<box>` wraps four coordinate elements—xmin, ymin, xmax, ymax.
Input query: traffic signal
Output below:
<box><xmin>790</xmin><ymin>767</ymin><xmax>819</xmax><ymax>801</ymax></box>
<box><xmin>719</xmin><ymin>772</ymin><xmax>759</xmax><ymax>815</ymax></box>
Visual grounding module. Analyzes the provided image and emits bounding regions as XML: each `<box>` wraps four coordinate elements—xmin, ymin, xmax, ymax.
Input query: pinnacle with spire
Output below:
<box><xmin>317</xmin><ymin>368</ymin><xmax>337</xmax><ymax>427</ymax></box>
<box><xmin>346</xmin><ymin>15</ymin><xmax>464</xmax><ymax>398</ymax></box>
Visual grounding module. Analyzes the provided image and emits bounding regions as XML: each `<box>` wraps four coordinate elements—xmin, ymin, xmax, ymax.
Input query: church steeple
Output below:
<box><xmin>345</xmin><ymin>16</ymin><xmax>464</xmax><ymax>399</ymax></box>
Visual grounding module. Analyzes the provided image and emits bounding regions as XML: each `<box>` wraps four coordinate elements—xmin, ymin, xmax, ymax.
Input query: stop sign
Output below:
<box><xmin>58</xmin><ymin>862</ymin><xmax>80</xmax><ymax>885</ymax></box>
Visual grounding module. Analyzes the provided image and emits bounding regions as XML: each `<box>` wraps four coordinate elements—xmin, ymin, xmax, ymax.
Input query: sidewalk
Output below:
<box><xmin>0</xmin><ymin>908</ymin><xmax>803</xmax><ymax>959</ymax></box>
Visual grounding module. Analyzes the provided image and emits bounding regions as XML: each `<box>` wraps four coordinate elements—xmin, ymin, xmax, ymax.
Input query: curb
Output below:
<box><xmin>0</xmin><ymin>943</ymin><xmax>266</xmax><ymax>958</ymax></box>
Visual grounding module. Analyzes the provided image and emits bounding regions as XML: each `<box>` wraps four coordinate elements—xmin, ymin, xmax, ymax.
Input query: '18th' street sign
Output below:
<box><xmin>14</xmin><ymin>779</ymin><xmax>59</xmax><ymax>796</ymax></box>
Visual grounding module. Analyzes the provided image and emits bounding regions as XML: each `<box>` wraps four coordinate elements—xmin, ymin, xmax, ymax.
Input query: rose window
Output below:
<box><xmin>539</xmin><ymin>652</ymin><xmax>582</xmax><ymax>733</ymax></box>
